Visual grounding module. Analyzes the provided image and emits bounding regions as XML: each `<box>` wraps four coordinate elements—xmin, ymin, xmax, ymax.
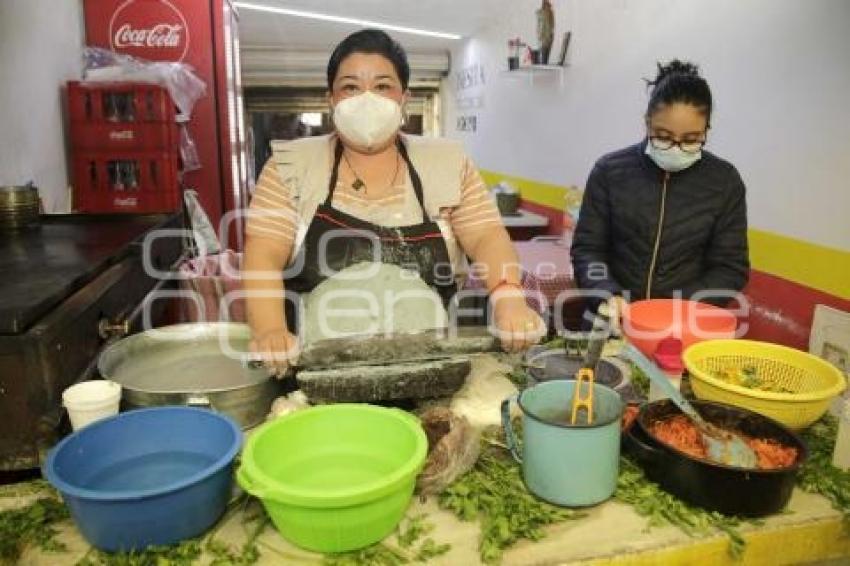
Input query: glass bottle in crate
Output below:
<box><xmin>107</xmin><ymin>161</ymin><xmax>123</xmax><ymax>191</ymax></box>
<box><xmin>103</xmin><ymin>93</ymin><xmax>120</xmax><ymax>122</ymax></box>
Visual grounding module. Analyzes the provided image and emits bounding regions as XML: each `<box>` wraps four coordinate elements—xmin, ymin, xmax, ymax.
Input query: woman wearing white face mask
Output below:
<box><xmin>571</xmin><ymin>61</ymin><xmax>749</xmax><ymax>324</ymax></box>
<box><xmin>244</xmin><ymin>29</ymin><xmax>544</xmax><ymax>374</ymax></box>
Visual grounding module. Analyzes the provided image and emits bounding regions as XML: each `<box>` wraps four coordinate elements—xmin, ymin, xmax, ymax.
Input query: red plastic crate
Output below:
<box><xmin>68</xmin><ymin>81</ymin><xmax>177</xmax><ymax>123</ymax></box>
<box><xmin>73</xmin><ymin>151</ymin><xmax>181</xmax><ymax>213</ymax></box>
<box><xmin>68</xmin><ymin>81</ymin><xmax>180</xmax><ymax>153</ymax></box>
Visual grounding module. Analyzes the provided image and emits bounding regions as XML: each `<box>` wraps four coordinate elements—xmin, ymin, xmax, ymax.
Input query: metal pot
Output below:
<box><xmin>525</xmin><ymin>345</ymin><xmax>629</xmax><ymax>391</ymax></box>
<box><xmin>0</xmin><ymin>184</ymin><xmax>40</xmax><ymax>232</ymax></box>
<box><xmin>502</xmin><ymin>380</ymin><xmax>623</xmax><ymax>506</ymax></box>
<box><xmin>623</xmin><ymin>399</ymin><xmax>807</xmax><ymax>517</ymax></box>
<box><xmin>98</xmin><ymin>323</ymin><xmax>283</xmax><ymax>428</ymax></box>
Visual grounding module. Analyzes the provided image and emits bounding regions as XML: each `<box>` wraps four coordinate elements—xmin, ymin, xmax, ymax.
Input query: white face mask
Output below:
<box><xmin>332</xmin><ymin>91</ymin><xmax>402</xmax><ymax>152</ymax></box>
<box><xmin>645</xmin><ymin>142</ymin><xmax>702</xmax><ymax>172</ymax></box>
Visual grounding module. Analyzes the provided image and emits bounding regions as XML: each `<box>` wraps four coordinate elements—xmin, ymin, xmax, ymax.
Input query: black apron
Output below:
<box><xmin>284</xmin><ymin>138</ymin><xmax>458</xmax><ymax>330</ymax></box>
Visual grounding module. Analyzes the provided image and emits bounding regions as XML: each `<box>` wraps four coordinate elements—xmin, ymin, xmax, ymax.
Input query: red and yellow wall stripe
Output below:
<box><xmin>748</xmin><ymin>229</ymin><xmax>849</xmax><ymax>301</ymax></box>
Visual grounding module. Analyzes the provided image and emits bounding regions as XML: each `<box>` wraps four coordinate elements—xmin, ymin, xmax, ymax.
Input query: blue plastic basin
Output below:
<box><xmin>44</xmin><ymin>406</ymin><xmax>242</xmax><ymax>552</ymax></box>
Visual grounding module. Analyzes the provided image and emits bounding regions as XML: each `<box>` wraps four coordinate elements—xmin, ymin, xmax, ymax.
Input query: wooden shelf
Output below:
<box><xmin>501</xmin><ymin>64</ymin><xmax>567</xmax><ymax>87</ymax></box>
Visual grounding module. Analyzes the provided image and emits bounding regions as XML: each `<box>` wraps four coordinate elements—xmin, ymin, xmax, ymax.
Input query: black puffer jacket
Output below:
<box><xmin>570</xmin><ymin>140</ymin><xmax>749</xmax><ymax>306</ymax></box>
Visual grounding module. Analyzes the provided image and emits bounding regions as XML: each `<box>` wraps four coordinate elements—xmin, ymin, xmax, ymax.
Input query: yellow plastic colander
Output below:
<box><xmin>683</xmin><ymin>339</ymin><xmax>846</xmax><ymax>430</ymax></box>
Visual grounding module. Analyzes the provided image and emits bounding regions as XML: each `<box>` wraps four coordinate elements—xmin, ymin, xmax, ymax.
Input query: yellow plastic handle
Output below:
<box><xmin>571</xmin><ymin>368</ymin><xmax>595</xmax><ymax>425</ymax></box>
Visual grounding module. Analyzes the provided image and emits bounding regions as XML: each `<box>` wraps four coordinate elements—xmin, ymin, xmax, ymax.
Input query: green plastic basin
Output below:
<box><xmin>237</xmin><ymin>404</ymin><xmax>427</xmax><ymax>553</ymax></box>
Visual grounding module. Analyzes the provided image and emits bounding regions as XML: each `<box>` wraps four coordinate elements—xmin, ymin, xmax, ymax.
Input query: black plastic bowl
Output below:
<box><xmin>623</xmin><ymin>399</ymin><xmax>807</xmax><ymax>517</ymax></box>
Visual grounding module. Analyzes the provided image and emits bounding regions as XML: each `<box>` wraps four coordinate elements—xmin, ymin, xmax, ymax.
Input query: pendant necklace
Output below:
<box><xmin>342</xmin><ymin>149</ymin><xmax>401</xmax><ymax>194</ymax></box>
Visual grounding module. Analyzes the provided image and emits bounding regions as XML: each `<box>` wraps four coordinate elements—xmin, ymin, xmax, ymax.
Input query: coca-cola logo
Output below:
<box><xmin>108</xmin><ymin>0</ymin><xmax>190</xmax><ymax>62</ymax></box>
<box><xmin>109</xmin><ymin>130</ymin><xmax>135</xmax><ymax>141</ymax></box>
<box><xmin>114</xmin><ymin>196</ymin><xmax>139</xmax><ymax>208</ymax></box>
<box><xmin>114</xmin><ymin>24</ymin><xmax>183</xmax><ymax>49</ymax></box>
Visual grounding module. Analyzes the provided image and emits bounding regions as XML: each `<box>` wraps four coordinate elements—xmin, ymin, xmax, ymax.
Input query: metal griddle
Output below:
<box><xmin>0</xmin><ymin>213</ymin><xmax>183</xmax><ymax>470</ymax></box>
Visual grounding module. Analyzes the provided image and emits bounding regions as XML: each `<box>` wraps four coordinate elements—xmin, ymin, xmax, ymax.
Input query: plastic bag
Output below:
<box><xmin>178</xmin><ymin>119</ymin><xmax>201</xmax><ymax>172</ymax></box>
<box><xmin>266</xmin><ymin>391</ymin><xmax>310</xmax><ymax>421</ymax></box>
<box><xmin>82</xmin><ymin>47</ymin><xmax>206</xmax><ymax>119</ymax></box>
<box><xmin>176</xmin><ymin>250</ymin><xmax>245</xmax><ymax>323</ymax></box>
<box><xmin>416</xmin><ymin>407</ymin><xmax>481</xmax><ymax>497</ymax></box>
<box><xmin>183</xmin><ymin>189</ymin><xmax>222</xmax><ymax>256</ymax></box>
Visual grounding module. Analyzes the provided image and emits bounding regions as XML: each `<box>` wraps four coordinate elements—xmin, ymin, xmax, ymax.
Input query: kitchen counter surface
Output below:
<box><xmin>7</xmin><ymin>472</ymin><xmax>850</xmax><ymax>565</ymax></box>
<box><xmin>500</xmin><ymin>210</ymin><xmax>550</xmax><ymax>229</ymax></box>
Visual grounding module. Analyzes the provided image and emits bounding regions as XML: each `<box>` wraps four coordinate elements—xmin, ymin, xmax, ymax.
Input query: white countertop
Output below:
<box><xmin>14</xmin><ymin>476</ymin><xmax>849</xmax><ymax>565</ymax></box>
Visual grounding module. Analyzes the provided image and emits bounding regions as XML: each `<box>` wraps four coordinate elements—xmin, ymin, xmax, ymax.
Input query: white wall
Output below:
<box><xmin>0</xmin><ymin>0</ymin><xmax>85</xmax><ymax>213</ymax></box>
<box><xmin>442</xmin><ymin>0</ymin><xmax>850</xmax><ymax>251</ymax></box>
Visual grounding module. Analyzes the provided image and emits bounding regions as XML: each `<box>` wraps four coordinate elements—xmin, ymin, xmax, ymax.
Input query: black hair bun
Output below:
<box><xmin>644</xmin><ymin>59</ymin><xmax>712</xmax><ymax>120</ymax></box>
<box><xmin>648</xmin><ymin>60</ymin><xmax>701</xmax><ymax>87</ymax></box>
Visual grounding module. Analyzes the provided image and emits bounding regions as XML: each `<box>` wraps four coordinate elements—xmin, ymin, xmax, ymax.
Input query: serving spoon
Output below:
<box><xmin>623</xmin><ymin>343</ymin><xmax>757</xmax><ymax>468</ymax></box>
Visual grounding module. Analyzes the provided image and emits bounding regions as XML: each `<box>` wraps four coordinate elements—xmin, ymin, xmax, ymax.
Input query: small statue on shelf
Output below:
<box><xmin>536</xmin><ymin>0</ymin><xmax>555</xmax><ymax>65</ymax></box>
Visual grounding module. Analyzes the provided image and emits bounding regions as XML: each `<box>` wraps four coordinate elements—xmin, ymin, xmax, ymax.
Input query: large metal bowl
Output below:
<box><xmin>98</xmin><ymin>323</ymin><xmax>283</xmax><ymax>428</ymax></box>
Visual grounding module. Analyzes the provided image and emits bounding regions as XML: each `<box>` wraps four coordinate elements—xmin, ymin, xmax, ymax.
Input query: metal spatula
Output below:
<box><xmin>623</xmin><ymin>343</ymin><xmax>758</xmax><ymax>468</ymax></box>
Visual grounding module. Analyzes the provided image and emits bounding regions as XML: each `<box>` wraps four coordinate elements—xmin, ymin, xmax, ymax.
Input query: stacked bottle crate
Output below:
<box><xmin>69</xmin><ymin>81</ymin><xmax>181</xmax><ymax>213</ymax></box>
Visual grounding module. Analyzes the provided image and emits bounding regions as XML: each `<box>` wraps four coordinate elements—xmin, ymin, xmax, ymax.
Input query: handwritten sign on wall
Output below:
<box><xmin>455</xmin><ymin>62</ymin><xmax>486</xmax><ymax>133</ymax></box>
<box><xmin>456</xmin><ymin>116</ymin><xmax>477</xmax><ymax>132</ymax></box>
<box><xmin>456</xmin><ymin>63</ymin><xmax>486</xmax><ymax>91</ymax></box>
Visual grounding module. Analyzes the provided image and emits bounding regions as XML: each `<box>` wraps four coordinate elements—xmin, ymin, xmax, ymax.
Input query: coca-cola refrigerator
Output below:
<box><xmin>83</xmin><ymin>0</ymin><xmax>249</xmax><ymax>248</ymax></box>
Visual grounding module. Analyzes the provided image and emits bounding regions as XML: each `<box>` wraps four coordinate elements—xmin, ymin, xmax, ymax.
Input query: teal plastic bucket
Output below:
<box><xmin>501</xmin><ymin>380</ymin><xmax>623</xmax><ymax>506</ymax></box>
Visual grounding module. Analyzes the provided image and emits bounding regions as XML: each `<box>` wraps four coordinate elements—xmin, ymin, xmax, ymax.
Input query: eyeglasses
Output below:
<box><xmin>649</xmin><ymin>136</ymin><xmax>706</xmax><ymax>154</ymax></box>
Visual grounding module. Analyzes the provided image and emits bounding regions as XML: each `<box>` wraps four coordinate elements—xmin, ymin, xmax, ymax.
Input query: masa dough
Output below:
<box><xmin>450</xmin><ymin>354</ymin><xmax>520</xmax><ymax>428</ymax></box>
<box><xmin>302</xmin><ymin>262</ymin><xmax>448</xmax><ymax>343</ymax></box>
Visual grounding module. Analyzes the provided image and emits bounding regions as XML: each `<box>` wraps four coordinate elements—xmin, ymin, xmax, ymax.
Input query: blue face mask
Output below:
<box><xmin>645</xmin><ymin>142</ymin><xmax>702</xmax><ymax>172</ymax></box>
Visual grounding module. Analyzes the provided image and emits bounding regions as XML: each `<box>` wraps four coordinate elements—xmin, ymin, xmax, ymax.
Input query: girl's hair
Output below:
<box><xmin>646</xmin><ymin>60</ymin><xmax>712</xmax><ymax>123</ymax></box>
<box><xmin>327</xmin><ymin>29</ymin><xmax>410</xmax><ymax>90</ymax></box>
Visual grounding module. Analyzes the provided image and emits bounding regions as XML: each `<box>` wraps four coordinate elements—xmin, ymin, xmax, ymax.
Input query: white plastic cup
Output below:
<box><xmin>62</xmin><ymin>380</ymin><xmax>122</xmax><ymax>430</ymax></box>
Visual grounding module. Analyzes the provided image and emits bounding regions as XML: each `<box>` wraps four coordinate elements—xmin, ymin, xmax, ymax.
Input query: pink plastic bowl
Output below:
<box><xmin>622</xmin><ymin>299</ymin><xmax>738</xmax><ymax>358</ymax></box>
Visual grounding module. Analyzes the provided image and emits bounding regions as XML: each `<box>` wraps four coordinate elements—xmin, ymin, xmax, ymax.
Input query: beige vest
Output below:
<box><xmin>269</xmin><ymin>134</ymin><xmax>467</xmax><ymax>275</ymax></box>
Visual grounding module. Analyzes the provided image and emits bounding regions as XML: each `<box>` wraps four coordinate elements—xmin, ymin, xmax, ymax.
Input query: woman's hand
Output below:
<box><xmin>603</xmin><ymin>295</ymin><xmax>627</xmax><ymax>336</ymax></box>
<box><xmin>250</xmin><ymin>328</ymin><xmax>300</xmax><ymax>378</ymax></box>
<box><xmin>244</xmin><ymin>236</ymin><xmax>296</xmax><ymax>378</ymax></box>
<box><xmin>492</xmin><ymin>291</ymin><xmax>546</xmax><ymax>353</ymax></box>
